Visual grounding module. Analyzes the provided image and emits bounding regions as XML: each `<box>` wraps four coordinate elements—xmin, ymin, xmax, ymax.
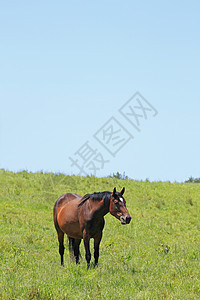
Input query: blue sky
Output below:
<box><xmin>0</xmin><ymin>1</ymin><xmax>199</xmax><ymax>182</ymax></box>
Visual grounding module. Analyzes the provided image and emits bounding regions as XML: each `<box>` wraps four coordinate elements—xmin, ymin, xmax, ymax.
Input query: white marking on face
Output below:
<box><xmin>119</xmin><ymin>197</ymin><xmax>124</xmax><ymax>203</ymax></box>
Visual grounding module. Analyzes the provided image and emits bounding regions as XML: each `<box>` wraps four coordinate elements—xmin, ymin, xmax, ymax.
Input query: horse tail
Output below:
<box><xmin>53</xmin><ymin>197</ymin><xmax>62</xmax><ymax>232</ymax></box>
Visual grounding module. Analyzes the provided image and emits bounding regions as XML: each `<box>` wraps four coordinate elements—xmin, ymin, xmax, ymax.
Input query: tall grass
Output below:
<box><xmin>0</xmin><ymin>170</ymin><xmax>199</xmax><ymax>299</ymax></box>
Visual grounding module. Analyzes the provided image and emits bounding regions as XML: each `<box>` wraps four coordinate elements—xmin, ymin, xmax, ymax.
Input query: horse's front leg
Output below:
<box><xmin>94</xmin><ymin>231</ymin><xmax>102</xmax><ymax>267</ymax></box>
<box><xmin>83</xmin><ymin>230</ymin><xmax>91</xmax><ymax>269</ymax></box>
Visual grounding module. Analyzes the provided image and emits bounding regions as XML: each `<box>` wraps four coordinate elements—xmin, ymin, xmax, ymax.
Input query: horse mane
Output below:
<box><xmin>78</xmin><ymin>191</ymin><xmax>112</xmax><ymax>207</ymax></box>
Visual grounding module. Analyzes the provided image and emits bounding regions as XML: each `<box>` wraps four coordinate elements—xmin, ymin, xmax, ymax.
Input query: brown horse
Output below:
<box><xmin>53</xmin><ymin>187</ymin><xmax>131</xmax><ymax>269</ymax></box>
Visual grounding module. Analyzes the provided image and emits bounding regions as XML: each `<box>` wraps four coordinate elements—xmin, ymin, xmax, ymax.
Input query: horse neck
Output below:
<box><xmin>100</xmin><ymin>195</ymin><xmax>110</xmax><ymax>216</ymax></box>
<box><xmin>91</xmin><ymin>196</ymin><xmax>110</xmax><ymax>218</ymax></box>
<box><xmin>103</xmin><ymin>195</ymin><xmax>110</xmax><ymax>214</ymax></box>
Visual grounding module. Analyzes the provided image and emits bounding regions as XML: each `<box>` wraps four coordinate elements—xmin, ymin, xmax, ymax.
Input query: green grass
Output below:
<box><xmin>0</xmin><ymin>169</ymin><xmax>199</xmax><ymax>299</ymax></box>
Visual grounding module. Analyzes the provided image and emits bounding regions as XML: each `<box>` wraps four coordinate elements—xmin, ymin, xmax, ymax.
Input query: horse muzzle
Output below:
<box><xmin>120</xmin><ymin>215</ymin><xmax>131</xmax><ymax>225</ymax></box>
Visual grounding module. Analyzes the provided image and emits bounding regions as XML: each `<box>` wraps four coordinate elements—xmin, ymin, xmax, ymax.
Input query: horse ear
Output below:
<box><xmin>120</xmin><ymin>187</ymin><xmax>125</xmax><ymax>195</ymax></box>
<box><xmin>112</xmin><ymin>187</ymin><xmax>116</xmax><ymax>195</ymax></box>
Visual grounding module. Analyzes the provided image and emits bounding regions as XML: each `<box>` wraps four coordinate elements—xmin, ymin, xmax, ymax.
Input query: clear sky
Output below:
<box><xmin>0</xmin><ymin>1</ymin><xmax>200</xmax><ymax>182</ymax></box>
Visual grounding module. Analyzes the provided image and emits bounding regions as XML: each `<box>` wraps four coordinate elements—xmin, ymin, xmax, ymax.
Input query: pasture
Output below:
<box><xmin>0</xmin><ymin>169</ymin><xmax>199</xmax><ymax>299</ymax></box>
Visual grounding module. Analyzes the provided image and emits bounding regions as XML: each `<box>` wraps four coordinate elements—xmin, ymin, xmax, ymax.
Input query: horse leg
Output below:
<box><xmin>74</xmin><ymin>239</ymin><xmax>81</xmax><ymax>264</ymax></box>
<box><xmin>83</xmin><ymin>230</ymin><xmax>91</xmax><ymax>269</ymax></box>
<box><xmin>57</xmin><ymin>230</ymin><xmax>65</xmax><ymax>266</ymax></box>
<box><xmin>68</xmin><ymin>236</ymin><xmax>75</xmax><ymax>259</ymax></box>
<box><xmin>94</xmin><ymin>231</ymin><xmax>102</xmax><ymax>267</ymax></box>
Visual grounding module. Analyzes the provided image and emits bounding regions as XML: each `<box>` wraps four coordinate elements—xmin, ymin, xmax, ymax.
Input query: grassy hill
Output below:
<box><xmin>0</xmin><ymin>169</ymin><xmax>199</xmax><ymax>299</ymax></box>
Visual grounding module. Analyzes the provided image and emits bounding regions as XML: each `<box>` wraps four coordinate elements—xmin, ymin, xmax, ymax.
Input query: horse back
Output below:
<box><xmin>54</xmin><ymin>193</ymin><xmax>81</xmax><ymax>217</ymax></box>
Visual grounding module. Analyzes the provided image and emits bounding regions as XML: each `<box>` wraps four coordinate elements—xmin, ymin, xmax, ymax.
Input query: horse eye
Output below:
<box><xmin>114</xmin><ymin>200</ymin><xmax>118</xmax><ymax>205</ymax></box>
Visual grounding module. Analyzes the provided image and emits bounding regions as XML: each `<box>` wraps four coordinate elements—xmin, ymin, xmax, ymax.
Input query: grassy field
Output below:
<box><xmin>0</xmin><ymin>169</ymin><xmax>199</xmax><ymax>299</ymax></box>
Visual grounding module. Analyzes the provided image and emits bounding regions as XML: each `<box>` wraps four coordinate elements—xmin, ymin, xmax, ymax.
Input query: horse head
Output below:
<box><xmin>109</xmin><ymin>187</ymin><xmax>131</xmax><ymax>225</ymax></box>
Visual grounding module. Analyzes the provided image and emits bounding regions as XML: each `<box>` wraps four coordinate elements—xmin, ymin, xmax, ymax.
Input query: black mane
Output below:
<box><xmin>78</xmin><ymin>191</ymin><xmax>112</xmax><ymax>207</ymax></box>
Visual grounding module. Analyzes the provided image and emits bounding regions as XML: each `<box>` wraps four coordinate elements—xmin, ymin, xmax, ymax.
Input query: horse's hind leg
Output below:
<box><xmin>68</xmin><ymin>236</ymin><xmax>75</xmax><ymax>259</ymax></box>
<box><xmin>74</xmin><ymin>239</ymin><xmax>81</xmax><ymax>264</ymax></box>
<box><xmin>57</xmin><ymin>230</ymin><xmax>65</xmax><ymax>266</ymax></box>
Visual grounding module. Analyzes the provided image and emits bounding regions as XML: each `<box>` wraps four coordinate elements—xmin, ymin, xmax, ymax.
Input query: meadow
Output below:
<box><xmin>0</xmin><ymin>169</ymin><xmax>199</xmax><ymax>299</ymax></box>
